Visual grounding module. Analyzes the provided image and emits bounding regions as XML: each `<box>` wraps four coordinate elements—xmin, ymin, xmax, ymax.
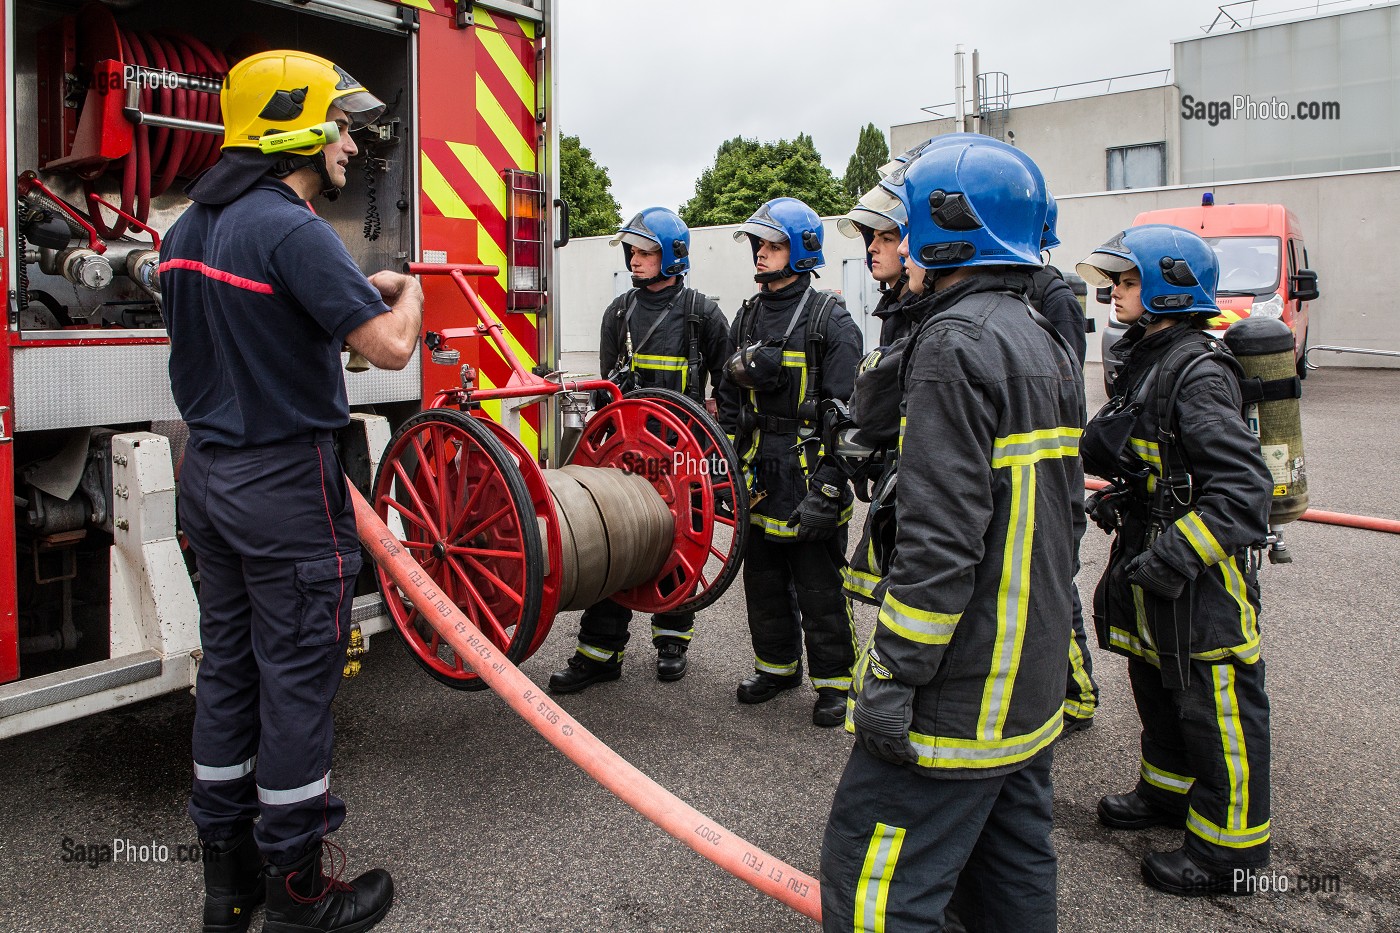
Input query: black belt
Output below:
<box><xmin>757</xmin><ymin>414</ymin><xmax>801</xmax><ymax>435</ymax></box>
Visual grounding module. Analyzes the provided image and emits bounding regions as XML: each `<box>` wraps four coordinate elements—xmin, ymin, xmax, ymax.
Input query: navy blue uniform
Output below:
<box><xmin>161</xmin><ymin>177</ymin><xmax>388</xmax><ymax>865</ymax></box>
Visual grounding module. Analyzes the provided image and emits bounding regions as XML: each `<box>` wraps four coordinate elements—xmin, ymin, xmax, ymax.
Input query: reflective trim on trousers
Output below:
<box><xmin>1187</xmin><ymin>808</ymin><xmax>1271</xmax><ymax>849</ymax></box>
<box><xmin>650</xmin><ymin>627</ymin><xmax>692</xmax><ymax>642</ymax></box>
<box><xmin>755</xmin><ymin>655</ymin><xmax>799</xmax><ymax>676</ymax></box>
<box><xmin>258</xmin><ymin>771</ymin><xmax>330</xmax><ymax>807</ymax></box>
<box><xmin>193</xmin><ymin>755</ymin><xmax>257</xmax><ymax>783</ymax></box>
<box><xmin>1141</xmin><ymin>757</ymin><xmax>1194</xmax><ymax>794</ymax></box>
<box><xmin>855</xmin><ymin>822</ymin><xmax>906</xmax><ymax>933</ymax></box>
<box><xmin>811</xmin><ymin>676</ymin><xmax>852</xmax><ymax>691</ymax></box>
<box><xmin>577</xmin><ymin>643</ymin><xmax>623</xmax><ymax>664</ymax></box>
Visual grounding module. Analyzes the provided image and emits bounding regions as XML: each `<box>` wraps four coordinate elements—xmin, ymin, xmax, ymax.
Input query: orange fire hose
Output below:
<box><xmin>1084</xmin><ymin>478</ymin><xmax>1400</xmax><ymax>534</ymax></box>
<box><xmin>347</xmin><ymin>483</ymin><xmax>824</xmax><ymax>923</ymax></box>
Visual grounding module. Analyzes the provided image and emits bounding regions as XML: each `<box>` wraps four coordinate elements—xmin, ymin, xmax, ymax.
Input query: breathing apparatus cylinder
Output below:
<box><xmin>1224</xmin><ymin>316</ymin><xmax>1308</xmax><ymax>524</ymax></box>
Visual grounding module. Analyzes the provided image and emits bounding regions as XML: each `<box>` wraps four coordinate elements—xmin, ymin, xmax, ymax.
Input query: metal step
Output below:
<box><xmin>0</xmin><ymin>651</ymin><xmax>163</xmax><ymax>719</ymax></box>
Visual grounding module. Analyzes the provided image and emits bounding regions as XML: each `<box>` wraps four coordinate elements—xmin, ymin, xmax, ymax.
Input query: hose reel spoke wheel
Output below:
<box><xmin>372</xmin><ymin>409</ymin><xmax>544</xmax><ymax>690</ymax></box>
<box><xmin>572</xmin><ymin>390</ymin><xmax>749</xmax><ymax>615</ymax></box>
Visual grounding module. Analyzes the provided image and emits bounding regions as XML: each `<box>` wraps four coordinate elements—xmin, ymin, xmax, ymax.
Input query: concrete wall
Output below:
<box><xmin>890</xmin><ymin>86</ymin><xmax>1181</xmax><ymax>196</ymax></box>
<box><xmin>1053</xmin><ymin>168</ymin><xmax>1400</xmax><ymax>367</ymax></box>
<box><xmin>555</xmin><ymin>218</ymin><xmax>869</xmax><ymax>362</ymax></box>
<box><xmin>1174</xmin><ymin>3</ymin><xmax>1400</xmax><ymax>183</ymax></box>
<box><xmin>556</xmin><ymin>168</ymin><xmax>1400</xmax><ymax>370</ymax></box>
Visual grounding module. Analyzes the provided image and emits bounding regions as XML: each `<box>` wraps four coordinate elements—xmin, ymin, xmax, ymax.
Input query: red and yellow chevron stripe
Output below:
<box><xmin>416</xmin><ymin>8</ymin><xmax>544</xmax><ymax>457</ymax></box>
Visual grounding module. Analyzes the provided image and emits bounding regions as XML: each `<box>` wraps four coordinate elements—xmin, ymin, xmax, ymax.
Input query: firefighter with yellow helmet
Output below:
<box><xmin>162</xmin><ymin>50</ymin><xmax>418</xmax><ymax>933</ymax></box>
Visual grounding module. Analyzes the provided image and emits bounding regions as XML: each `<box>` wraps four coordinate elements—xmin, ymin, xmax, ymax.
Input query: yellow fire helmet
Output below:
<box><xmin>221</xmin><ymin>50</ymin><xmax>386</xmax><ymax>154</ymax></box>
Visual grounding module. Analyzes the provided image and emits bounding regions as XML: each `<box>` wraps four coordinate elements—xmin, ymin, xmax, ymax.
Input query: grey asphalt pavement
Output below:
<box><xmin>1</xmin><ymin>364</ymin><xmax>1398</xmax><ymax>932</ymax></box>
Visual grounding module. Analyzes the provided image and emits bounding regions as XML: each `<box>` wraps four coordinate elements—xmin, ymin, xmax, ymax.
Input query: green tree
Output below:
<box><xmin>559</xmin><ymin>134</ymin><xmax>622</xmax><ymax>237</ymax></box>
<box><xmin>679</xmin><ymin>133</ymin><xmax>846</xmax><ymax>227</ymax></box>
<box><xmin>842</xmin><ymin>123</ymin><xmax>889</xmax><ymax>202</ymax></box>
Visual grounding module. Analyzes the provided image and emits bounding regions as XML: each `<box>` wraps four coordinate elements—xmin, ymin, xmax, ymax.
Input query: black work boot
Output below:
<box><xmin>812</xmin><ymin>688</ymin><xmax>847</xmax><ymax>728</ymax></box>
<box><xmin>201</xmin><ymin>827</ymin><xmax>264</xmax><ymax>933</ymax></box>
<box><xmin>548</xmin><ymin>654</ymin><xmax>621</xmax><ymax>694</ymax></box>
<box><xmin>736</xmin><ymin>670</ymin><xmax>803</xmax><ymax>704</ymax></box>
<box><xmin>656</xmin><ymin>644</ymin><xmax>688</xmax><ymax>682</ymax></box>
<box><xmin>263</xmin><ymin>842</ymin><xmax>393</xmax><ymax>933</ymax></box>
<box><xmin>1142</xmin><ymin>846</ymin><xmax>1252</xmax><ymax>897</ymax></box>
<box><xmin>1098</xmin><ymin>792</ymin><xmax>1187</xmax><ymax>830</ymax></box>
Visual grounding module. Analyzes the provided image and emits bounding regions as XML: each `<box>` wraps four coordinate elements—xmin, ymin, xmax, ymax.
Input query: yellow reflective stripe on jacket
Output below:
<box><xmin>877</xmin><ymin>592</ymin><xmax>960</xmax><ymax>645</ymax></box>
<box><xmin>1066</xmin><ymin>637</ymin><xmax>1097</xmax><ymax>716</ymax></box>
<box><xmin>1176</xmin><ymin>511</ymin><xmax>1228</xmax><ymax>566</ymax></box>
<box><xmin>908</xmin><ymin>708</ymin><xmax>1062</xmax><ymax>769</ymax></box>
<box><xmin>1141</xmin><ymin>758</ymin><xmax>1194</xmax><ymax>794</ymax></box>
<box><xmin>989</xmin><ymin>426</ymin><xmax>1083</xmax><ymax>468</ymax></box>
<box><xmin>1187</xmin><ymin>808</ymin><xmax>1270</xmax><ymax>849</ymax></box>
<box><xmin>1217</xmin><ymin>558</ymin><xmax>1261</xmax><ymax>663</ymax></box>
<box><xmin>842</xmin><ymin>566</ymin><xmax>881</xmax><ymax>600</ymax></box>
<box><xmin>979</xmin><ymin>463</ymin><xmax>1035</xmax><ymax>740</ymax></box>
<box><xmin>1129</xmin><ymin>436</ymin><xmax>1162</xmax><ymax>492</ymax></box>
<box><xmin>855</xmin><ymin>823</ymin><xmax>905</xmax><ymax>933</ymax></box>
<box><xmin>750</xmin><ymin>504</ymin><xmax>853</xmax><ymax>536</ymax></box>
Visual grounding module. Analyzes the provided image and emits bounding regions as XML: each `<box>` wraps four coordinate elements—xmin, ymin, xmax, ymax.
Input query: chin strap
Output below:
<box><xmin>631</xmin><ymin>272</ymin><xmax>668</xmax><ymax>288</ymax></box>
<box><xmin>271</xmin><ymin>152</ymin><xmax>342</xmax><ymax>201</ymax></box>
<box><xmin>753</xmin><ymin>266</ymin><xmax>794</xmax><ymax>284</ymax></box>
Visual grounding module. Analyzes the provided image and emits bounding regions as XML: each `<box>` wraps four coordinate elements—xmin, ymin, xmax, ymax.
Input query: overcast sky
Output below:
<box><xmin>553</xmin><ymin>0</ymin><xmax>1366</xmax><ymax>218</ymax></box>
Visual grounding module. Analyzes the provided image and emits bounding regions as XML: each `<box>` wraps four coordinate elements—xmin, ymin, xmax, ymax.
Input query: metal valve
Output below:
<box><xmin>59</xmin><ymin>248</ymin><xmax>114</xmax><ymax>290</ymax></box>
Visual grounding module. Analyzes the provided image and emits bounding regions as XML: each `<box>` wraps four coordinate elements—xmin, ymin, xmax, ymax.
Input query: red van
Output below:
<box><xmin>1099</xmin><ymin>195</ymin><xmax>1320</xmax><ymax>391</ymax></box>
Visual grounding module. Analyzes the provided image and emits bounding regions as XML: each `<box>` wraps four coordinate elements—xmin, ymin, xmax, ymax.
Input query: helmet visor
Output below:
<box><xmin>1074</xmin><ymin>251</ymin><xmax>1136</xmax><ymax>287</ymax></box>
<box><xmin>609</xmin><ymin>213</ymin><xmax>661</xmax><ymax>250</ymax></box>
<box><xmin>733</xmin><ymin>220</ymin><xmax>787</xmax><ymax>244</ymax></box>
<box><xmin>837</xmin><ymin>186</ymin><xmax>906</xmax><ymax>238</ymax></box>
<box><xmin>333</xmin><ymin>89</ymin><xmax>386</xmax><ymax>129</ymax></box>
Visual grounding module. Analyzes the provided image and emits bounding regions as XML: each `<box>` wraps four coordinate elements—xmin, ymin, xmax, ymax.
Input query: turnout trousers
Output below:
<box><xmin>1064</xmin><ymin>562</ymin><xmax>1100</xmax><ymax>722</ymax></box>
<box><xmin>742</xmin><ymin>530</ymin><xmax>856</xmax><ymax>691</ymax></box>
<box><xmin>1128</xmin><ymin>656</ymin><xmax>1272</xmax><ymax>868</ymax></box>
<box><xmin>181</xmin><ymin>434</ymin><xmax>362</xmax><ymax>866</ymax></box>
<box><xmin>573</xmin><ymin>598</ymin><xmax>694</xmax><ymax>664</ymax></box>
<box><xmin>821</xmin><ymin>745</ymin><xmax>1057</xmax><ymax>933</ymax></box>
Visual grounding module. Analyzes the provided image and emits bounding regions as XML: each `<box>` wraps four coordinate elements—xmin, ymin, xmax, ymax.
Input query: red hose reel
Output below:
<box><xmin>36</xmin><ymin>2</ymin><xmax>256</xmax><ymax>237</ymax></box>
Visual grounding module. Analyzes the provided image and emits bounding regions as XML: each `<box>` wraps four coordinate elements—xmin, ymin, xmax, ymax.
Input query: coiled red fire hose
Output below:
<box><xmin>348</xmin><ymin>482</ymin><xmax>825</xmax><ymax>923</ymax></box>
<box><xmin>1084</xmin><ymin>477</ymin><xmax>1400</xmax><ymax>534</ymax></box>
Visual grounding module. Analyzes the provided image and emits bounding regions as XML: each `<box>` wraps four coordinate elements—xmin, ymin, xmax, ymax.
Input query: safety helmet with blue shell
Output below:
<box><xmin>1042</xmin><ymin>193</ymin><xmax>1061</xmax><ymax>251</ymax></box>
<box><xmin>881</xmin><ymin>135</ymin><xmax>1048</xmax><ymax>270</ymax></box>
<box><xmin>1075</xmin><ymin>223</ymin><xmax>1220</xmax><ymax>320</ymax></box>
<box><xmin>733</xmin><ymin>197</ymin><xmax>824</xmax><ymax>283</ymax></box>
<box><xmin>884</xmin><ymin>135</ymin><xmax>1061</xmax><ymax>256</ymax></box>
<box><xmin>837</xmin><ymin>183</ymin><xmax>908</xmax><ymax>270</ymax></box>
<box><xmin>610</xmin><ymin>207</ymin><xmax>691</xmax><ymax>286</ymax></box>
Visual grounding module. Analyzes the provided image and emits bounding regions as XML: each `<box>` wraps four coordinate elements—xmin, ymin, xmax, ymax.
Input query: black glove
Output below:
<box><xmin>1125</xmin><ymin>550</ymin><xmax>1190</xmax><ymax>600</ymax></box>
<box><xmin>787</xmin><ymin>489</ymin><xmax>840</xmax><ymax>541</ymax></box>
<box><xmin>852</xmin><ymin>662</ymin><xmax>918</xmax><ymax>766</ymax></box>
<box><xmin>1085</xmin><ymin>488</ymin><xmax>1121</xmax><ymax>534</ymax></box>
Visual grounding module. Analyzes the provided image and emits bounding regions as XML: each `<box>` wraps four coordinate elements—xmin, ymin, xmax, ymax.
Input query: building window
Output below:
<box><xmin>1106</xmin><ymin>143</ymin><xmax>1166</xmax><ymax>190</ymax></box>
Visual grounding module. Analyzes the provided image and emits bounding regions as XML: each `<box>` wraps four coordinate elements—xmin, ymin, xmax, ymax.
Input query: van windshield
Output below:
<box><xmin>1207</xmin><ymin>236</ymin><xmax>1281</xmax><ymax>296</ymax></box>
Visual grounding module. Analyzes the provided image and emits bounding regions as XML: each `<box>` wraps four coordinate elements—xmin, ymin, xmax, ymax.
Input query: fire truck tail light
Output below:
<box><xmin>505</xmin><ymin>169</ymin><xmax>546</xmax><ymax>310</ymax></box>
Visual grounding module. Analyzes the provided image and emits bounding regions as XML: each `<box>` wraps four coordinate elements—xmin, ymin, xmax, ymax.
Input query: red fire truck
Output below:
<box><xmin>0</xmin><ymin>0</ymin><xmax>561</xmax><ymax>737</ymax></box>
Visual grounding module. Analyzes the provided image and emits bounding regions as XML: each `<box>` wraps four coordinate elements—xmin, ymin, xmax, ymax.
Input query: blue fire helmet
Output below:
<box><xmin>732</xmin><ymin>197</ymin><xmax>825</xmax><ymax>274</ymax></box>
<box><xmin>610</xmin><ymin>206</ymin><xmax>690</xmax><ymax>277</ymax></box>
<box><xmin>881</xmin><ymin>136</ymin><xmax>1047</xmax><ymax>269</ymax></box>
<box><xmin>1043</xmin><ymin>193</ymin><xmax>1061</xmax><ymax>251</ymax></box>
<box><xmin>1076</xmin><ymin>224</ymin><xmax>1220</xmax><ymax>316</ymax></box>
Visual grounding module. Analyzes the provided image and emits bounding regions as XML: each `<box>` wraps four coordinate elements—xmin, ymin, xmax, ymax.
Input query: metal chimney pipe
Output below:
<box><xmin>954</xmin><ymin>44</ymin><xmax>966</xmax><ymax>132</ymax></box>
<box><xmin>971</xmin><ymin>48</ymin><xmax>981</xmax><ymax>135</ymax></box>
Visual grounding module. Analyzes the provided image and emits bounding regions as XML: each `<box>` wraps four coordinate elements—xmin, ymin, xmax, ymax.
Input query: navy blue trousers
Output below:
<box><xmin>181</xmin><ymin>434</ymin><xmax>362</xmax><ymax>866</ymax></box>
<box><xmin>821</xmin><ymin>746</ymin><xmax>1057</xmax><ymax>933</ymax></box>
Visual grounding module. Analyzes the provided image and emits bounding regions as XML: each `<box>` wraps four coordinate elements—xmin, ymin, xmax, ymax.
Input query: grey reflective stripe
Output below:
<box><xmin>258</xmin><ymin>771</ymin><xmax>330</xmax><ymax>806</ymax></box>
<box><xmin>856</xmin><ymin>823</ymin><xmax>904</xmax><ymax>932</ymax></box>
<box><xmin>193</xmin><ymin>755</ymin><xmax>256</xmax><ymax>783</ymax></box>
<box><xmin>910</xmin><ymin>713</ymin><xmax>1060</xmax><ymax>765</ymax></box>
<box><xmin>981</xmin><ymin>463</ymin><xmax>1034</xmax><ymax>741</ymax></box>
